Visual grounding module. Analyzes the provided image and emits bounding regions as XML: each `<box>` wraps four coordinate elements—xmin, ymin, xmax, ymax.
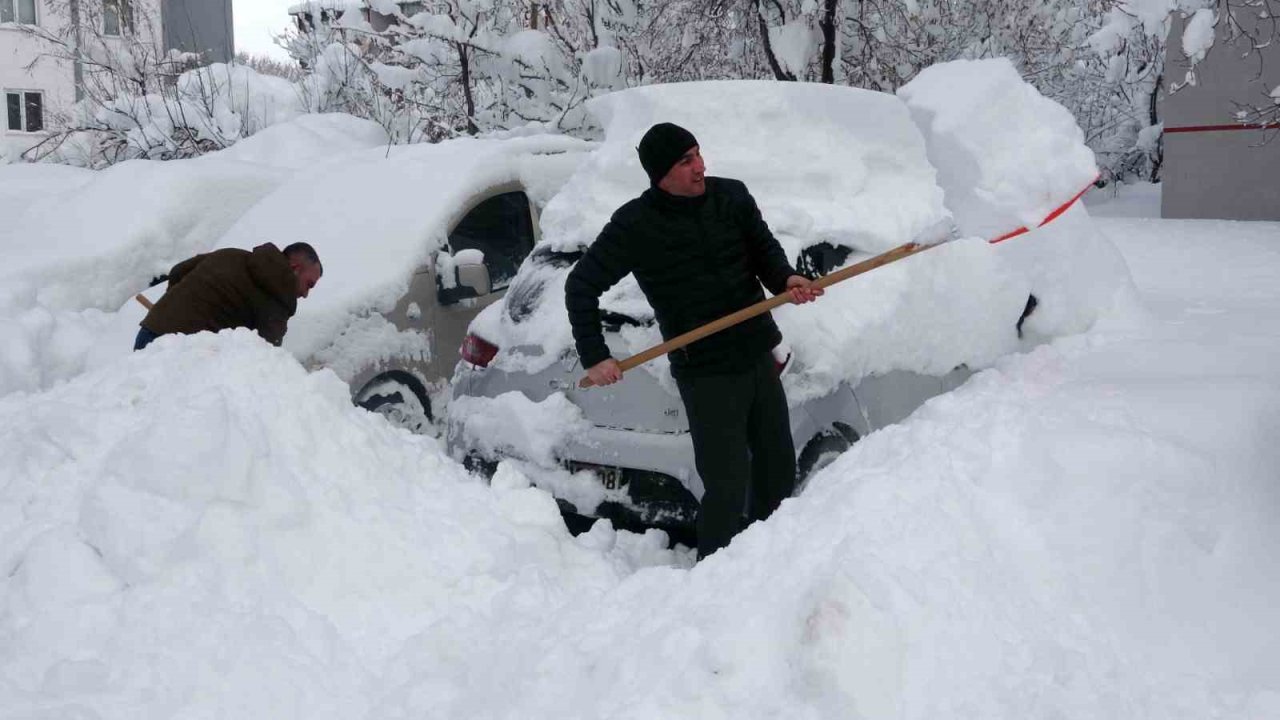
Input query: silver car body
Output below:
<box><xmin>447</xmin><ymin>243</ymin><xmax>976</xmax><ymax>506</ymax></box>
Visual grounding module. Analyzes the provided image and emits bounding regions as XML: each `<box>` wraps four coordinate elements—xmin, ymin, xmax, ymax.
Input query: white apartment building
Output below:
<box><xmin>1</xmin><ymin>0</ymin><xmax>232</xmax><ymax>158</ymax></box>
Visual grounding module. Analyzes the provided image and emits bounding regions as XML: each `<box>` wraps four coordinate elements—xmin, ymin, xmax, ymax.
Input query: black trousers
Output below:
<box><xmin>676</xmin><ymin>352</ymin><xmax>796</xmax><ymax>559</ymax></box>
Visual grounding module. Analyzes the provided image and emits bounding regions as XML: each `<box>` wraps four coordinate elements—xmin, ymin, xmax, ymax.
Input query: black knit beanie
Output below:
<box><xmin>637</xmin><ymin>123</ymin><xmax>698</xmax><ymax>186</ymax></box>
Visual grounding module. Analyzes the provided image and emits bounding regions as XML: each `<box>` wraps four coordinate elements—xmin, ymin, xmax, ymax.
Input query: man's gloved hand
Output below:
<box><xmin>785</xmin><ymin>275</ymin><xmax>823</xmax><ymax>304</ymax></box>
<box><xmin>586</xmin><ymin>358</ymin><xmax>624</xmax><ymax>386</ymax></box>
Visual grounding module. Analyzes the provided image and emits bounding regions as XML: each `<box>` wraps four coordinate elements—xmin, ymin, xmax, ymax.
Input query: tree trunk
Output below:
<box><xmin>755</xmin><ymin>0</ymin><xmax>795</xmax><ymax>81</ymax></box>
<box><xmin>458</xmin><ymin>42</ymin><xmax>478</xmax><ymax>134</ymax></box>
<box><xmin>1149</xmin><ymin>72</ymin><xmax>1163</xmax><ymax>182</ymax></box>
<box><xmin>819</xmin><ymin>0</ymin><xmax>837</xmax><ymax>83</ymax></box>
<box><xmin>71</xmin><ymin>0</ymin><xmax>84</xmax><ymax>100</ymax></box>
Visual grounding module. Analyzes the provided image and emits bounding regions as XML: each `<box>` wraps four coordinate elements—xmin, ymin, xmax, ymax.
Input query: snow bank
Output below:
<box><xmin>206</xmin><ymin>112</ymin><xmax>390</xmax><ymax>170</ymax></box>
<box><xmin>1</xmin><ymin>160</ymin><xmax>287</xmax><ymax>314</ymax></box>
<box><xmin>2</xmin><ymin>201</ymin><xmax>1278</xmax><ymax>718</ymax></box>
<box><xmin>898</xmin><ymin>58</ymin><xmax>1100</xmax><ymax>240</ymax></box>
<box><xmin>0</xmin><ymin>158</ymin><xmax>289</xmax><ymax>396</ymax></box>
<box><xmin>0</xmin><ymin>331</ymin><xmax>684</xmax><ymax>719</ymax></box>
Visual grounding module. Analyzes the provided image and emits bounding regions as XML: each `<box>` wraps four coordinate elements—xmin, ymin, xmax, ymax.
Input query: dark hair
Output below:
<box><xmin>283</xmin><ymin>242</ymin><xmax>322</xmax><ymax>274</ymax></box>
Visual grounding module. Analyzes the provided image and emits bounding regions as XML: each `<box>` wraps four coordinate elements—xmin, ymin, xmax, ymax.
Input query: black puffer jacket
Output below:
<box><xmin>565</xmin><ymin>177</ymin><xmax>796</xmax><ymax>378</ymax></box>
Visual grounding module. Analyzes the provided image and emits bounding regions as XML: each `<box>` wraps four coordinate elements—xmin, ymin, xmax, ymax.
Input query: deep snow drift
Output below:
<box><xmin>3</xmin><ymin>196</ymin><xmax>1279</xmax><ymax>718</ymax></box>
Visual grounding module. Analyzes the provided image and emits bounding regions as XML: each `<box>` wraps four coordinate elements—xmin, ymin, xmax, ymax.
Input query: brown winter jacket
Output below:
<box><xmin>140</xmin><ymin>243</ymin><xmax>298</xmax><ymax>346</ymax></box>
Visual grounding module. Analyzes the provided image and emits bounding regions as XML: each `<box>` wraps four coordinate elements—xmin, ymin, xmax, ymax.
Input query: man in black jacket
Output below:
<box><xmin>564</xmin><ymin>122</ymin><xmax>821</xmax><ymax>559</ymax></box>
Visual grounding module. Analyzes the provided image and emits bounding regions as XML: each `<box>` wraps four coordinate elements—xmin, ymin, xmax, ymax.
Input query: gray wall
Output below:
<box><xmin>1161</xmin><ymin>13</ymin><xmax>1280</xmax><ymax>221</ymax></box>
<box><xmin>163</xmin><ymin>0</ymin><xmax>234</xmax><ymax>64</ymax></box>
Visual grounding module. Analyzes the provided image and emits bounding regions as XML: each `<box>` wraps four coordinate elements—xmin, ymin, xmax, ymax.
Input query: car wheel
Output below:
<box><xmin>797</xmin><ymin>422</ymin><xmax>859</xmax><ymax>489</ymax></box>
<box><xmin>355</xmin><ymin>371</ymin><xmax>434</xmax><ymax>435</ymax></box>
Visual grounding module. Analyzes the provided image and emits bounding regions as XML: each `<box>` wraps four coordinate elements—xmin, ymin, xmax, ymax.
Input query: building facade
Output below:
<box><xmin>1161</xmin><ymin>11</ymin><xmax>1280</xmax><ymax>221</ymax></box>
<box><xmin>1</xmin><ymin>0</ymin><xmax>233</xmax><ymax>158</ymax></box>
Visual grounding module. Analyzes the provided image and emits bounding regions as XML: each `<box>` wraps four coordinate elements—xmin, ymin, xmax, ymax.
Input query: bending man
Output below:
<box><xmin>135</xmin><ymin>242</ymin><xmax>322</xmax><ymax>350</ymax></box>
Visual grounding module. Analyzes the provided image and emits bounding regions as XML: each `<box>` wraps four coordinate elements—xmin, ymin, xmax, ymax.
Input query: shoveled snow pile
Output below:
<box><xmin>3</xmin><ymin>208</ymin><xmax>1279</xmax><ymax>717</ymax></box>
<box><xmin>896</xmin><ymin>57</ymin><xmax>1129</xmax><ymax>347</ymax></box>
<box><xmin>898</xmin><ymin>57</ymin><xmax>1099</xmax><ymax>240</ymax></box>
<box><xmin>0</xmin><ymin>331</ymin><xmax>684</xmax><ymax>718</ymax></box>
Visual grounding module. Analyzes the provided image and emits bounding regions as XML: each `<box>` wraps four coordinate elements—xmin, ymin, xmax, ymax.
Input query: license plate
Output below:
<box><xmin>569</xmin><ymin>461</ymin><xmax>627</xmax><ymax>491</ymax></box>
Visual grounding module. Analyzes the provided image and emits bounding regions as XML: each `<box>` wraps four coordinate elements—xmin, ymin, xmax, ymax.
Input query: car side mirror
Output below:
<box><xmin>456</xmin><ymin>260</ymin><xmax>491</xmax><ymax>296</ymax></box>
<box><xmin>437</xmin><ymin>249</ymin><xmax>491</xmax><ymax>305</ymax></box>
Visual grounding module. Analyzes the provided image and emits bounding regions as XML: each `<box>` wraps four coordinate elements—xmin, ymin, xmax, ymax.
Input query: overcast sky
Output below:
<box><xmin>233</xmin><ymin>0</ymin><xmax>297</xmax><ymax>62</ymax></box>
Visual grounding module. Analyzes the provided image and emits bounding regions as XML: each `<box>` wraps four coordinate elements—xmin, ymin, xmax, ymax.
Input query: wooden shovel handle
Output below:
<box><xmin>578</xmin><ymin>241</ymin><xmax>931</xmax><ymax>389</ymax></box>
<box><xmin>135</xmin><ymin>294</ymin><xmax>154</xmax><ymax>310</ymax></box>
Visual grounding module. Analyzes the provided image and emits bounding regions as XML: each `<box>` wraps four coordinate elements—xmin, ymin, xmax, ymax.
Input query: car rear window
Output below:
<box><xmin>505</xmin><ymin>247</ymin><xmax>584</xmax><ymax>323</ymax></box>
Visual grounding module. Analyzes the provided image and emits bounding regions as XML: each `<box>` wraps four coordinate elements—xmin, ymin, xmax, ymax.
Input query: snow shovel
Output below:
<box><xmin>577</xmin><ymin>241</ymin><xmax>933</xmax><ymax>389</ymax></box>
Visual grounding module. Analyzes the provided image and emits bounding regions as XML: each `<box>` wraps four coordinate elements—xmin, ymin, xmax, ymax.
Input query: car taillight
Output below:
<box><xmin>460</xmin><ymin>333</ymin><xmax>499</xmax><ymax>368</ymax></box>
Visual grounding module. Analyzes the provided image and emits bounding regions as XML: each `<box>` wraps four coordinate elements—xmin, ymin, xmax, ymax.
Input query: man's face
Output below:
<box><xmin>658</xmin><ymin>146</ymin><xmax>706</xmax><ymax>197</ymax></box>
<box><xmin>293</xmin><ymin>262</ymin><xmax>322</xmax><ymax>299</ymax></box>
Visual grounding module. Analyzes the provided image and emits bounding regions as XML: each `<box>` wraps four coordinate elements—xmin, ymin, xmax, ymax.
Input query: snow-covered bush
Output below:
<box><xmin>16</xmin><ymin>2</ymin><xmax>306</xmax><ymax>167</ymax></box>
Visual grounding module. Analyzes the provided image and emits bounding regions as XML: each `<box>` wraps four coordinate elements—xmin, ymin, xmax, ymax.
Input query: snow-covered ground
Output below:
<box><xmin>2</xmin><ymin>177</ymin><xmax>1278</xmax><ymax>718</ymax></box>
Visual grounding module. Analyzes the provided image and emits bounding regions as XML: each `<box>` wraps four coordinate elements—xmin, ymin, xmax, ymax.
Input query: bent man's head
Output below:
<box><xmin>638</xmin><ymin>123</ymin><xmax>705</xmax><ymax>198</ymax></box>
<box><xmin>283</xmin><ymin>242</ymin><xmax>323</xmax><ymax>299</ymax></box>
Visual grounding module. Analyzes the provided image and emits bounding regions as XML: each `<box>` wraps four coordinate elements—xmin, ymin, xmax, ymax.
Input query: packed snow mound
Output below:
<box><xmin>0</xmin><ymin>159</ymin><xmax>287</xmax><ymax>313</ymax></box>
<box><xmin>0</xmin><ymin>331</ymin><xmax>685</xmax><ymax>719</ymax></box>
<box><xmin>210</xmin><ymin>134</ymin><xmax>592</xmax><ymax>362</ymax></box>
<box><xmin>204</xmin><ymin>113</ymin><xmax>391</xmax><ymax>169</ymax></box>
<box><xmin>0</xmin><ymin>163</ymin><xmax>93</xmax><ymax>220</ymax></box>
<box><xmin>542</xmin><ymin>80</ymin><xmax>952</xmax><ymax>257</ymax></box>
<box><xmin>0</xmin><ymin>157</ymin><xmax>290</xmax><ymax>397</ymax></box>
<box><xmin>899</xmin><ymin>58</ymin><xmax>1100</xmax><ymax>240</ymax></box>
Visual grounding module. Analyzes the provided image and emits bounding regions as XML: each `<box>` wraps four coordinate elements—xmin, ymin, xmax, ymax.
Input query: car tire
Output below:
<box><xmin>355</xmin><ymin>371</ymin><xmax>434</xmax><ymax>435</ymax></box>
<box><xmin>797</xmin><ymin>422</ymin><xmax>859</xmax><ymax>489</ymax></box>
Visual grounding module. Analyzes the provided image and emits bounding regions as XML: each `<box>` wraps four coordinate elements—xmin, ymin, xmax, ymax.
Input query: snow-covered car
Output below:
<box><xmin>446</xmin><ymin>64</ymin><xmax>1130</xmax><ymax>541</ymax></box>
<box><xmin>131</xmin><ymin>130</ymin><xmax>593</xmax><ymax>432</ymax></box>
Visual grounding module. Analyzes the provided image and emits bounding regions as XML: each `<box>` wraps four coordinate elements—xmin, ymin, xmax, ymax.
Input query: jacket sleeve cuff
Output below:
<box><xmin>577</xmin><ymin>340</ymin><xmax>612</xmax><ymax>369</ymax></box>
<box><xmin>766</xmin><ymin>264</ymin><xmax>797</xmax><ymax>296</ymax></box>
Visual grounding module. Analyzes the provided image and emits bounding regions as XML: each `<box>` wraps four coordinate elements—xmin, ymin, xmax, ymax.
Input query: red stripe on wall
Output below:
<box><xmin>1164</xmin><ymin>122</ymin><xmax>1280</xmax><ymax>134</ymax></box>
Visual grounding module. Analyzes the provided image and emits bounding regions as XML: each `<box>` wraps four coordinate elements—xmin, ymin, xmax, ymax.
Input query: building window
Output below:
<box><xmin>5</xmin><ymin>91</ymin><xmax>44</xmax><ymax>133</ymax></box>
<box><xmin>103</xmin><ymin>0</ymin><xmax>133</xmax><ymax>36</ymax></box>
<box><xmin>0</xmin><ymin>0</ymin><xmax>38</xmax><ymax>25</ymax></box>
